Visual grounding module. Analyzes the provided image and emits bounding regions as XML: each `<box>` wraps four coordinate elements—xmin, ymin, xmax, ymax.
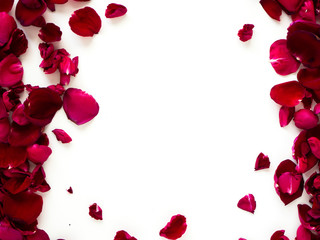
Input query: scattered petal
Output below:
<box><xmin>259</xmin><ymin>0</ymin><xmax>282</xmax><ymax>21</ymax></box>
<box><xmin>270</xmin><ymin>230</ymin><xmax>289</xmax><ymax>240</ymax></box>
<box><xmin>279</xmin><ymin>106</ymin><xmax>295</xmax><ymax>127</ymax></box>
<box><xmin>52</xmin><ymin>129</ymin><xmax>72</xmax><ymax>143</ymax></box>
<box><xmin>276</xmin><ymin>0</ymin><xmax>304</xmax><ymax>13</ymax></box>
<box><xmin>237</xmin><ymin>194</ymin><xmax>256</xmax><ymax>213</ymax></box>
<box><xmin>67</xmin><ymin>187</ymin><xmax>73</xmax><ymax>194</ymax></box>
<box><xmin>255</xmin><ymin>152</ymin><xmax>271</xmax><ymax>170</ymax></box>
<box><xmin>105</xmin><ymin>3</ymin><xmax>127</xmax><ymax>18</ymax></box>
<box><xmin>15</xmin><ymin>0</ymin><xmax>47</xmax><ymax>26</ymax></box>
<box><xmin>238</xmin><ymin>24</ymin><xmax>254</xmax><ymax>42</ymax></box>
<box><xmin>270</xmin><ymin>81</ymin><xmax>305</xmax><ymax>107</ymax></box>
<box><xmin>39</xmin><ymin>23</ymin><xmax>62</xmax><ymax>43</ymax></box>
<box><xmin>114</xmin><ymin>230</ymin><xmax>137</xmax><ymax>240</ymax></box>
<box><xmin>89</xmin><ymin>203</ymin><xmax>103</xmax><ymax>220</ymax></box>
<box><xmin>159</xmin><ymin>214</ymin><xmax>187</xmax><ymax>240</ymax></box>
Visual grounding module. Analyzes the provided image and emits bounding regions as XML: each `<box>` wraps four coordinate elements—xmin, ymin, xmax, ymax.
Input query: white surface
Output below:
<box><xmin>10</xmin><ymin>0</ymin><xmax>310</xmax><ymax>239</ymax></box>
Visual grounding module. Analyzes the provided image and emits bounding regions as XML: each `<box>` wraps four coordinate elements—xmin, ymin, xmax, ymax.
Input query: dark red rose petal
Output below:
<box><xmin>30</xmin><ymin>165</ymin><xmax>50</xmax><ymax>192</ymax></box>
<box><xmin>3</xmin><ymin>28</ymin><xmax>29</xmax><ymax>57</ymax></box>
<box><xmin>0</xmin><ymin>226</ymin><xmax>23</xmax><ymax>240</ymax></box>
<box><xmin>298</xmin><ymin>68</ymin><xmax>320</xmax><ymax>90</ymax></box>
<box><xmin>276</xmin><ymin>0</ymin><xmax>304</xmax><ymax>13</ymax></box>
<box><xmin>8</xmin><ymin>123</ymin><xmax>42</xmax><ymax>147</ymax></box>
<box><xmin>3</xmin><ymin>174</ymin><xmax>32</xmax><ymax>194</ymax></box>
<box><xmin>270</xmin><ymin>81</ymin><xmax>306</xmax><ymax>107</ymax></box>
<box><xmin>237</xmin><ymin>194</ymin><xmax>256</xmax><ymax>213</ymax></box>
<box><xmin>49</xmin><ymin>0</ymin><xmax>68</xmax><ymax>3</ymax></box>
<box><xmin>159</xmin><ymin>214</ymin><xmax>187</xmax><ymax>240</ymax></box>
<box><xmin>15</xmin><ymin>0</ymin><xmax>47</xmax><ymax>26</ymax></box>
<box><xmin>69</xmin><ymin>7</ymin><xmax>101</xmax><ymax>37</ymax></box>
<box><xmin>114</xmin><ymin>230</ymin><xmax>137</xmax><ymax>240</ymax></box>
<box><xmin>0</xmin><ymin>54</ymin><xmax>24</xmax><ymax>88</ymax></box>
<box><xmin>67</xmin><ymin>186</ymin><xmax>73</xmax><ymax>194</ymax></box>
<box><xmin>27</xmin><ymin>144</ymin><xmax>52</xmax><ymax>164</ymax></box>
<box><xmin>260</xmin><ymin>0</ymin><xmax>282</xmax><ymax>20</ymax></box>
<box><xmin>0</xmin><ymin>118</ymin><xmax>10</xmax><ymax>143</ymax></box>
<box><xmin>3</xmin><ymin>191</ymin><xmax>43</xmax><ymax>225</ymax></box>
<box><xmin>308</xmin><ymin>137</ymin><xmax>320</xmax><ymax>159</ymax></box>
<box><xmin>238</xmin><ymin>24</ymin><xmax>254</xmax><ymax>42</ymax></box>
<box><xmin>305</xmin><ymin>172</ymin><xmax>320</xmax><ymax>195</ymax></box>
<box><xmin>12</xmin><ymin>104</ymin><xmax>30</xmax><ymax>126</ymax></box>
<box><xmin>279</xmin><ymin>106</ymin><xmax>295</xmax><ymax>127</ymax></box>
<box><xmin>293</xmin><ymin>109</ymin><xmax>318</xmax><ymax>130</ymax></box>
<box><xmin>105</xmin><ymin>3</ymin><xmax>127</xmax><ymax>18</ymax></box>
<box><xmin>25</xmin><ymin>229</ymin><xmax>50</xmax><ymax>240</ymax></box>
<box><xmin>292</xmin><ymin>0</ymin><xmax>315</xmax><ymax>22</ymax></box>
<box><xmin>270</xmin><ymin>39</ymin><xmax>300</xmax><ymax>76</ymax></box>
<box><xmin>52</xmin><ymin>129</ymin><xmax>72</xmax><ymax>143</ymax></box>
<box><xmin>255</xmin><ymin>152</ymin><xmax>271</xmax><ymax>170</ymax></box>
<box><xmin>270</xmin><ymin>230</ymin><xmax>289</xmax><ymax>240</ymax></box>
<box><xmin>0</xmin><ymin>0</ymin><xmax>14</xmax><ymax>12</ymax></box>
<box><xmin>39</xmin><ymin>23</ymin><xmax>62</xmax><ymax>43</ymax></box>
<box><xmin>63</xmin><ymin>88</ymin><xmax>99</xmax><ymax>125</ymax></box>
<box><xmin>0</xmin><ymin>12</ymin><xmax>17</xmax><ymax>47</ymax></box>
<box><xmin>89</xmin><ymin>203</ymin><xmax>103</xmax><ymax>220</ymax></box>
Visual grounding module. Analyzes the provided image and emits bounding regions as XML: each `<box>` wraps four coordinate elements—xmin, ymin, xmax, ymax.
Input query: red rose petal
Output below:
<box><xmin>114</xmin><ymin>230</ymin><xmax>137</xmax><ymax>240</ymax></box>
<box><xmin>279</xmin><ymin>106</ymin><xmax>295</xmax><ymax>127</ymax></box>
<box><xmin>25</xmin><ymin>229</ymin><xmax>50</xmax><ymax>240</ymax></box>
<box><xmin>276</xmin><ymin>0</ymin><xmax>304</xmax><ymax>13</ymax></box>
<box><xmin>270</xmin><ymin>230</ymin><xmax>289</xmax><ymax>240</ymax></box>
<box><xmin>63</xmin><ymin>88</ymin><xmax>99</xmax><ymax>125</ymax></box>
<box><xmin>8</xmin><ymin>123</ymin><xmax>42</xmax><ymax>147</ymax></box>
<box><xmin>27</xmin><ymin>144</ymin><xmax>52</xmax><ymax>164</ymax></box>
<box><xmin>39</xmin><ymin>23</ymin><xmax>62</xmax><ymax>43</ymax></box>
<box><xmin>278</xmin><ymin>172</ymin><xmax>302</xmax><ymax>195</ymax></box>
<box><xmin>237</xmin><ymin>194</ymin><xmax>256</xmax><ymax>213</ymax></box>
<box><xmin>3</xmin><ymin>28</ymin><xmax>29</xmax><ymax>57</ymax></box>
<box><xmin>3</xmin><ymin>191</ymin><xmax>43</xmax><ymax>225</ymax></box>
<box><xmin>260</xmin><ymin>0</ymin><xmax>282</xmax><ymax>20</ymax></box>
<box><xmin>269</xmin><ymin>39</ymin><xmax>300</xmax><ymax>76</ymax></box>
<box><xmin>3</xmin><ymin>174</ymin><xmax>32</xmax><ymax>194</ymax></box>
<box><xmin>270</xmin><ymin>81</ymin><xmax>306</xmax><ymax>107</ymax></box>
<box><xmin>0</xmin><ymin>117</ymin><xmax>10</xmax><ymax>143</ymax></box>
<box><xmin>89</xmin><ymin>203</ymin><xmax>103</xmax><ymax>220</ymax></box>
<box><xmin>0</xmin><ymin>12</ymin><xmax>17</xmax><ymax>47</ymax></box>
<box><xmin>0</xmin><ymin>226</ymin><xmax>23</xmax><ymax>240</ymax></box>
<box><xmin>293</xmin><ymin>109</ymin><xmax>319</xmax><ymax>130</ymax></box>
<box><xmin>238</xmin><ymin>24</ymin><xmax>254</xmax><ymax>42</ymax></box>
<box><xmin>255</xmin><ymin>152</ymin><xmax>271</xmax><ymax>170</ymax></box>
<box><xmin>292</xmin><ymin>0</ymin><xmax>316</xmax><ymax>22</ymax></box>
<box><xmin>67</xmin><ymin>186</ymin><xmax>73</xmax><ymax>194</ymax></box>
<box><xmin>52</xmin><ymin>129</ymin><xmax>72</xmax><ymax>143</ymax></box>
<box><xmin>0</xmin><ymin>54</ymin><xmax>24</xmax><ymax>88</ymax></box>
<box><xmin>305</xmin><ymin>172</ymin><xmax>320</xmax><ymax>195</ymax></box>
<box><xmin>0</xmin><ymin>0</ymin><xmax>14</xmax><ymax>12</ymax></box>
<box><xmin>12</xmin><ymin>104</ymin><xmax>30</xmax><ymax>126</ymax></box>
<box><xmin>298</xmin><ymin>68</ymin><xmax>320</xmax><ymax>90</ymax></box>
<box><xmin>15</xmin><ymin>0</ymin><xmax>47</xmax><ymax>26</ymax></box>
<box><xmin>159</xmin><ymin>214</ymin><xmax>187</xmax><ymax>240</ymax></box>
<box><xmin>105</xmin><ymin>3</ymin><xmax>127</xmax><ymax>18</ymax></box>
<box><xmin>69</xmin><ymin>7</ymin><xmax>101</xmax><ymax>37</ymax></box>
<box><xmin>308</xmin><ymin>137</ymin><xmax>320</xmax><ymax>159</ymax></box>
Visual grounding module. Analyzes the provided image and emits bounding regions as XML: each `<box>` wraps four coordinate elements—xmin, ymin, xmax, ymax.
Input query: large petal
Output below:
<box><xmin>270</xmin><ymin>81</ymin><xmax>305</xmax><ymax>107</ymax></box>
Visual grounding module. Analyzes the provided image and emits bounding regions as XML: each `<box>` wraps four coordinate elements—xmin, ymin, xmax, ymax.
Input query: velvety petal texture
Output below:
<box><xmin>237</xmin><ymin>194</ymin><xmax>256</xmax><ymax>213</ymax></box>
<box><xmin>255</xmin><ymin>152</ymin><xmax>271</xmax><ymax>170</ymax></box>
<box><xmin>105</xmin><ymin>3</ymin><xmax>127</xmax><ymax>18</ymax></box>
<box><xmin>238</xmin><ymin>24</ymin><xmax>254</xmax><ymax>42</ymax></box>
<box><xmin>15</xmin><ymin>0</ymin><xmax>47</xmax><ymax>26</ymax></box>
<box><xmin>0</xmin><ymin>54</ymin><xmax>24</xmax><ymax>87</ymax></box>
<box><xmin>0</xmin><ymin>12</ymin><xmax>17</xmax><ymax>47</ymax></box>
<box><xmin>159</xmin><ymin>214</ymin><xmax>187</xmax><ymax>240</ymax></box>
<box><xmin>63</xmin><ymin>88</ymin><xmax>99</xmax><ymax>125</ymax></box>
<box><xmin>27</xmin><ymin>144</ymin><xmax>52</xmax><ymax>164</ymax></box>
<box><xmin>293</xmin><ymin>109</ymin><xmax>318</xmax><ymax>130</ymax></box>
<box><xmin>69</xmin><ymin>7</ymin><xmax>101</xmax><ymax>37</ymax></box>
<box><xmin>89</xmin><ymin>203</ymin><xmax>103</xmax><ymax>220</ymax></box>
<box><xmin>270</xmin><ymin>81</ymin><xmax>305</xmax><ymax>107</ymax></box>
<box><xmin>114</xmin><ymin>230</ymin><xmax>137</xmax><ymax>240</ymax></box>
<box><xmin>52</xmin><ymin>129</ymin><xmax>72</xmax><ymax>143</ymax></box>
<box><xmin>260</xmin><ymin>0</ymin><xmax>282</xmax><ymax>20</ymax></box>
<box><xmin>270</xmin><ymin>230</ymin><xmax>289</xmax><ymax>240</ymax></box>
<box><xmin>38</xmin><ymin>23</ymin><xmax>62</xmax><ymax>42</ymax></box>
<box><xmin>279</xmin><ymin>106</ymin><xmax>295</xmax><ymax>127</ymax></box>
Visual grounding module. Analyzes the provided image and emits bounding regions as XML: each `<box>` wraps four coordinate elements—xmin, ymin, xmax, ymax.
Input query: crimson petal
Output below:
<box><xmin>0</xmin><ymin>118</ymin><xmax>10</xmax><ymax>143</ymax></box>
<box><xmin>298</xmin><ymin>68</ymin><xmax>320</xmax><ymax>90</ymax></box>
<box><xmin>3</xmin><ymin>28</ymin><xmax>28</xmax><ymax>57</ymax></box>
<box><xmin>114</xmin><ymin>230</ymin><xmax>137</xmax><ymax>240</ymax></box>
<box><xmin>25</xmin><ymin>229</ymin><xmax>50</xmax><ymax>240</ymax></box>
<box><xmin>0</xmin><ymin>12</ymin><xmax>17</xmax><ymax>47</ymax></box>
<box><xmin>293</xmin><ymin>109</ymin><xmax>318</xmax><ymax>130</ymax></box>
<box><xmin>255</xmin><ymin>152</ymin><xmax>271</xmax><ymax>170</ymax></box>
<box><xmin>279</xmin><ymin>106</ymin><xmax>295</xmax><ymax>127</ymax></box>
<box><xmin>270</xmin><ymin>230</ymin><xmax>289</xmax><ymax>240</ymax></box>
<box><xmin>270</xmin><ymin>81</ymin><xmax>305</xmax><ymax>107</ymax></box>
<box><xmin>63</xmin><ymin>88</ymin><xmax>99</xmax><ymax>125</ymax></box>
<box><xmin>292</xmin><ymin>0</ymin><xmax>316</xmax><ymax>22</ymax></box>
<box><xmin>52</xmin><ymin>129</ymin><xmax>72</xmax><ymax>143</ymax></box>
<box><xmin>238</xmin><ymin>24</ymin><xmax>254</xmax><ymax>42</ymax></box>
<box><xmin>0</xmin><ymin>0</ymin><xmax>14</xmax><ymax>12</ymax></box>
<box><xmin>276</xmin><ymin>0</ymin><xmax>304</xmax><ymax>13</ymax></box>
<box><xmin>0</xmin><ymin>226</ymin><xmax>23</xmax><ymax>240</ymax></box>
<box><xmin>159</xmin><ymin>214</ymin><xmax>187</xmax><ymax>240</ymax></box>
<box><xmin>237</xmin><ymin>194</ymin><xmax>256</xmax><ymax>213</ymax></box>
<box><xmin>105</xmin><ymin>3</ymin><xmax>127</xmax><ymax>18</ymax></box>
<box><xmin>15</xmin><ymin>0</ymin><xmax>47</xmax><ymax>26</ymax></box>
<box><xmin>0</xmin><ymin>54</ymin><xmax>23</xmax><ymax>88</ymax></box>
<box><xmin>27</xmin><ymin>144</ymin><xmax>52</xmax><ymax>164</ymax></box>
<box><xmin>260</xmin><ymin>0</ymin><xmax>282</xmax><ymax>20</ymax></box>
<box><xmin>39</xmin><ymin>23</ymin><xmax>62</xmax><ymax>42</ymax></box>
<box><xmin>8</xmin><ymin>123</ymin><xmax>41</xmax><ymax>147</ymax></box>
<box><xmin>69</xmin><ymin>7</ymin><xmax>101</xmax><ymax>37</ymax></box>
<box><xmin>89</xmin><ymin>203</ymin><xmax>103</xmax><ymax>220</ymax></box>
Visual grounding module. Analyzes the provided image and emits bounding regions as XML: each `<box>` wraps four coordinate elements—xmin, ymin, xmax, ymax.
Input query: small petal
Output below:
<box><xmin>237</xmin><ymin>194</ymin><xmax>256</xmax><ymax>213</ymax></box>
<box><xmin>270</xmin><ymin>230</ymin><xmax>289</xmax><ymax>240</ymax></box>
<box><xmin>159</xmin><ymin>214</ymin><xmax>187</xmax><ymax>240</ymax></box>
<box><xmin>0</xmin><ymin>54</ymin><xmax>23</xmax><ymax>88</ymax></box>
<box><xmin>38</xmin><ymin>23</ymin><xmax>62</xmax><ymax>42</ymax></box>
<box><xmin>3</xmin><ymin>28</ymin><xmax>28</xmax><ymax>57</ymax></box>
<box><xmin>279</xmin><ymin>106</ymin><xmax>295</xmax><ymax>127</ymax></box>
<box><xmin>114</xmin><ymin>230</ymin><xmax>137</xmax><ymax>240</ymax></box>
<box><xmin>270</xmin><ymin>81</ymin><xmax>305</xmax><ymax>107</ymax></box>
<box><xmin>52</xmin><ymin>129</ymin><xmax>72</xmax><ymax>143</ymax></box>
<box><xmin>255</xmin><ymin>152</ymin><xmax>271</xmax><ymax>170</ymax></box>
<box><xmin>67</xmin><ymin>187</ymin><xmax>73</xmax><ymax>194</ymax></box>
<box><xmin>259</xmin><ymin>0</ymin><xmax>282</xmax><ymax>21</ymax></box>
<box><xmin>27</xmin><ymin>144</ymin><xmax>52</xmax><ymax>164</ymax></box>
<box><xmin>294</xmin><ymin>109</ymin><xmax>318</xmax><ymax>130</ymax></box>
<box><xmin>89</xmin><ymin>203</ymin><xmax>103</xmax><ymax>220</ymax></box>
<box><xmin>105</xmin><ymin>3</ymin><xmax>127</xmax><ymax>18</ymax></box>
<box><xmin>238</xmin><ymin>24</ymin><xmax>254</xmax><ymax>42</ymax></box>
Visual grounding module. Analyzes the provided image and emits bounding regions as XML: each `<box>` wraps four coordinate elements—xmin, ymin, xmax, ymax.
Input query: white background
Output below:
<box><xmin>9</xmin><ymin>0</ymin><xmax>313</xmax><ymax>239</ymax></box>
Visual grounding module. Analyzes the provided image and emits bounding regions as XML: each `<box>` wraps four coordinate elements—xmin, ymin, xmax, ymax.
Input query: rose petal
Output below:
<box><xmin>114</xmin><ymin>230</ymin><xmax>137</xmax><ymax>240</ymax></box>
<box><xmin>259</xmin><ymin>0</ymin><xmax>282</xmax><ymax>20</ymax></box>
<box><xmin>12</xmin><ymin>104</ymin><xmax>30</xmax><ymax>126</ymax></box>
<box><xmin>255</xmin><ymin>152</ymin><xmax>271</xmax><ymax>170</ymax></box>
<box><xmin>52</xmin><ymin>129</ymin><xmax>72</xmax><ymax>143</ymax></box>
<box><xmin>159</xmin><ymin>214</ymin><xmax>187</xmax><ymax>240</ymax></box>
<box><xmin>237</xmin><ymin>194</ymin><xmax>256</xmax><ymax>213</ymax></box>
<box><xmin>3</xmin><ymin>174</ymin><xmax>32</xmax><ymax>194</ymax></box>
<box><xmin>0</xmin><ymin>117</ymin><xmax>10</xmax><ymax>143</ymax></box>
<box><xmin>38</xmin><ymin>23</ymin><xmax>62</xmax><ymax>43</ymax></box>
<box><xmin>3</xmin><ymin>28</ymin><xmax>29</xmax><ymax>57</ymax></box>
<box><xmin>0</xmin><ymin>54</ymin><xmax>23</xmax><ymax>88</ymax></box>
<box><xmin>63</xmin><ymin>88</ymin><xmax>99</xmax><ymax>125</ymax></box>
<box><xmin>30</xmin><ymin>165</ymin><xmax>50</xmax><ymax>192</ymax></box>
<box><xmin>67</xmin><ymin>186</ymin><xmax>73</xmax><ymax>194</ymax></box>
<box><xmin>89</xmin><ymin>203</ymin><xmax>103</xmax><ymax>220</ymax></box>
<box><xmin>270</xmin><ymin>230</ymin><xmax>289</xmax><ymax>240</ymax></box>
<box><xmin>278</xmin><ymin>172</ymin><xmax>302</xmax><ymax>195</ymax></box>
<box><xmin>8</xmin><ymin>123</ymin><xmax>42</xmax><ymax>147</ymax></box>
<box><xmin>0</xmin><ymin>226</ymin><xmax>23</xmax><ymax>240</ymax></box>
<box><xmin>15</xmin><ymin>0</ymin><xmax>47</xmax><ymax>26</ymax></box>
<box><xmin>69</xmin><ymin>7</ymin><xmax>101</xmax><ymax>37</ymax></box>
<box><xmin>105</xmin><ymin>3</ymin><xmax>127</xmax><ymax>18</ymax></box>
<box><xmin>25</xmin><ymin>229</ymin><xmax>50</xmax><ymax>240</ymax></box>
<box><xmin>308</xmin><ymin>137</ymin><xmax>320</xmax><ymax>159</ymax></box>
<box><xmin>292</xmin><ymin>0</ymin><xmax>316</xmax><ymax>22</ymax></box>
<box><xmin>270</xmin><ymin>81</ymin><xmax>305</xmax><ymax>107</ymax></box>
<box><xmin>298</xmin><ymin>68</ymin><xmax>320</xmax><ymax>90</ymax></box>
<box><xmin>279</xmin><ymin>106</ymin><xmax>295</xmax><ymax>127</ymax></box>
<box><xmin>27</xmin><ymin>144</ymin><xmax>52</xmax><ymax>164</ymax></box>
<box><xmin>305</xmin><ymin>172</ymin><xmax>320</xmax><ymax>195</ymax></box>
<box><xmin>0</xmin><ymin>12</ymin><xmax>17</xmax><ymax>47</ymax></box>
<box><xmin>314</xmin><ymin>103</ymin><xmax>320</xmax><ymax>114</ymax></box>
<box><xmin>0</xmin><ymin>0</ymin><xmax>14</xmax><ymax>12</ymax></box>
<box><xmin>238</xmin><ymin>24</ymin><xmax>254</xmax><ymax>42</ymax></box>
<box><xmin>294</xmin><ymin>109</ymin><xmax>318</xmax><ymax>130</ymax></box>
<box><xmin>276</xmin><ymin>0</ymin><xmax>304</xmax><ymax>13</ymax></box>
<box><xmin>270</xmin><ymin>39</ymin><xmax>300</xmax><ymax>75</ymax></box>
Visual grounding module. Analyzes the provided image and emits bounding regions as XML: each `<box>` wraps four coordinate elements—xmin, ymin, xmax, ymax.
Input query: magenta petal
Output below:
<box><xmin>15</xmin><ymin>0</ymin><xmax>47</xmax><ymax>26</ymax></box>
<box><xmin>314</xmin><ymin>103</ymin><xmax>320</xmax><ymax>114</ymax></box>
<box><xmin>0</xmin><ymin>12</ymin><xmax>17</xmax><ymax>47</ymax></box>
<box><xmin>25</xmin><ymin>229</ymin><xmax>50</xmax><ymax>240</ymax></box>
<box><xmin>294</xmin><ymin>109</ymin><xmax>318</xmax><ymax>130</ymax></box>
<box><xmin>0</xmin><ymin>226</ymin><xmax>23</xmax><ymax>240</ymax></box>
<box><xmin>270</xmin><ymin>230</ymin><xmax>290</xmax><ymax>240</ymax></box>
<box><xmin>0</xmin><ymin>54</ymin><xmax>23</xmax><ymax>88</ymax></box>
<box><xmin>238</xmin><ymin>24</ymin><xmax>254</xmax><ymax>42</ymax></box>
<box><xmin>278</xmin><ymin>172</ymin><xmax>302</xmax><ymax>195</ymax></box>
<box><xmin>270</xmin><ymin>39</ymin><xmax>300</xmax><ymax>76</ymax></box>
<box><xmin>52</xmin><ymin>129</ymin><xmax>72</xmax><ymax>143</ymax></box>
<box><xmin>292</xmin><ymin>0</ymin><xmax>316</xmax><ymax>22</ymax></box>
<box><xmin>237</xmin><ymin>194</ymin><xmax>256</xmax><ymax>213</ymax></box>
<box><xmin>276</xmin><ymin>0</ymin><xmax>304</xmax><ymax>13</ymax></box>
<box><xmin>27</xmin><ymin>144</ymin><xmax>52</xmax><ymax>164</ymax></box>
<box><xmin>308</xmin><ymin>137</ymin><xmax>320</xmax><ymax>159</ymax></box>
<box><xmin>296</xmin><ymin>225</ymin><xmax>313</xmax><ymax>240</ymax></box>
<box><xmin>270</xmin><ymin>81</ymin><xmax>305</xmax><ymax>107</ymax></box>
<box><xmin>259</xmin><ymin>0</ymin><xmax>282</xmax><ymax>20</ymax></box>
<box><xmin>279</xmin><ymin>106</ymin><xmax>295</xmax><ymax>127</ymax></box>
<box><xmin>105</xmin><ymin>3</ymin><xmax>127</xmax><ymax>18</ymax></box>
<box><xmin>12</xmin><ymin>104</ymin><xmax>30</xmax><ymax>126</ymax></box>
<box><xmin>69</xmin><ymin>7</ymin><xmax>101</xmax><ymax>37</ymax></box>
<box><xmin>114</xmin><ymin>230</ymin><xmax>137</xmax><ymax>240</ymax></box>
<box><xmin>89</xmin><ymin>203</ymin><xmax>103</xmax><ymax>220</ymax></box>
<box><xmin>39</xmin><ymin>23</ymin><xmax>62</xmax><ymax>43</ymax></box>
<box><xmin>255</xmin><ymin>152</ymin><xmax>271</xmax><ymax>170</ymax></box>
<box><xmin>160</xmin><ymin>214</ymin><xmax>187</xmax><ymax>240</ymax></box>
<box><xmin>63</xmin><ymin>88</ymin><xmax>99</xmax><ymax>125</ymax></box>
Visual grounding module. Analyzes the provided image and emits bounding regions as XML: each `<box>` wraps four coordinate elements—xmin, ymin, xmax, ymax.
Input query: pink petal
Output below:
<box><xmin>159</xmin><ymin>214</ymin><xmax>187</xmax><ymax>240</ymax></box>
<box><xmin>270</xmin><ymin>230</ymin><xmax>289</xmax><ymax>240</ymax></box>
<box><xmin>15</xmin><ymin>0</ymin><xmax>47</xmax><ymax>26</ymax></box>
<box><xmin>238</xmin><ymin>24</ymin><xmax>254</xmax><ymax>42</ymax></box>
<box><xmin>89</xmin><ymin>203</ymin><xmax>103</xmax><ymax>220</ymax></box>
<box><xmin>27</xmin><ymin>144</ymin><xmax>52</xmax><ymax>164</ymax></box>
<box><xmin>38</xmin><ymin>23</ymin><xmax>62</xmax><ymax>43</ymax></box>
<box><xmin>278</xmin><ymin>172</ymin><xmax>302</xmax><ymax>195</ymax></box>
<box><xmin>12</xmin><ymin>104</ymin><xmax>30</xmax><ymax>126</ymax></box>
<box><xmin>269</xmin><ymin>39</ymin><xmax>300</xmax><ymax>76</ymax></box>
<box><xmin>3</xmin><ymin>191</ymin><xmax>43</xmax><ymax>225</ymax></box>
<box><xmin>276</xmin><ymin>0</ymin><xmax>305</xmax><ymax>13</ymax></box>
<box><xmin>0</xmin><ymin>0</ymin><xmax>14</xmax><ymax>12</ymax></box>
<box><xmin>63</xmin><ymin>88</ymin><xmax>99</xmax><ymax>125</ymax></box>
<box><xmin>0</xmin><ymin>54</ymin><xmax>23</xmax><ymax>87</ymax></box>
<box><xmin>59</xmin><ymin>56</ymin><xmax>79</xmax><ymax>85</ymax></box>
<box><xmin>3</xmin><ymin>28</ymin><xmax>28</xmax><ymax>57</ymax></box>
<box><xmin>0</xmin><ymin>226</ymin><xmax>23</xmax><ymax>240</ymax></box>
<box><xmin>292</xmin><ymin>0</ymin><xmax>316</xmax><ymax>22</ymax></box>
<box><xmin>270</xmin><ymin>81</ymin><xmax>306</xmax><ymax>107</ymax></box>
<box><xmin>237</xmin><ymin>194</ymin><xmax>256</xmax><ymax>213</ymax></box>
<box><xmin>0</xmin><ymin>12</ymin><xmax>17</xmax><ymax>47</ymax></box>
<box><xmin>105</xmin><ymin>3</ymin><xmax>127</xmax><ymax>18</ymax></box>
<box><xmin>52</xmin><ymin>129</ymin><xmax>72</xmax><ymax>143</ymax></box>
<box><xmin>296</xmin><ymin>225</ymin><xmax>313</xmax><ymax>240</ymax></box>
<box><xmin>308</xmin><ymin>137</ymin><xmax>320</xmax><ymax>159</ymax></box>
<box><xmin>279</xmin><ymin>106</ymin><xmax>295</xmax><ymax>127</ymax></box>
<box><xmin>314</xmin><ymin>103</ymin><xmax>320</xmax><ymax>114</ymax></box>
<box><xmin>255</xmin><ymin>152</ymin><xmax>271</xmax><ymax>170</ymax></box>
<box><xmin>294</xmin><ymin>109</ymin><xmax>318</xmax><ymax>130</ymax></box>
<box><xmin>259</xmin><ymin>0</ymin><xmax>282</xmax><ymax>20</ymax></box>
<box><xmin>69</xmin><ymin>7</ymin><xmax>101</xmax><ymax>37</ymax></box>
<box><xmin>298</xmin><ymin>68</ymin><xmax>320</xmax><ymax>90</ymax></box>
<box><xmin>114</xmin><ymin>230</ymin><xmax>137</xmax><ymax>240</ymax></box>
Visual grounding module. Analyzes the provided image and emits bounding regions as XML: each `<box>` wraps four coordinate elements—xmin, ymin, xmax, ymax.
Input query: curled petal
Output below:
<box><xmin>293</xmin><ymin>109</ymin><xmax>318</xmax><ymax>130</ymax></box>
<box><xmin>259</xmin><ymin>0</ymin><xmax>282</xmax><ymax>20</ymax></box>
<box><xmin>63</xmin><ymin>88</ymin><xmax>99</xmax><ymax>125</ymax></box>
<box><xmin>279</xmin><ymin>106</ymin><xmax>295</xmax><ymax>127</ymax></box>
<box><xmin>27</xmin><ymin>144</ymin><xmax>52</xmax><ymax>164</ymax></box>
<box><xmin>38</xmin><ymin>23</ymin><xmax>62</xmax><ymax>42</ymax></box>
<box><xmin>0</xmin><ymin>12</ymin><xmax>17</xmax><ymax>47</ymax></box>
<box><xmin>238</xmin><ymin>24</ymin><xmax>254</xmax><ymax>42</ymax></box>
<box><xmin>255</xmin><ymin>152</ymin><xmax>271</xmax><ymax>170</ymax></box>
<box><xmin>292</xmin><ymin>0</ymin><xmax>316</xmax><ymax>22</ymax></box>
<box><xmin>270</xmin><ymin>230</ymin><xmax>289</xmax><ymax>240</ymax></box>
<box><xmin>105</xmin><ymin>3</ymin><xmax>127</xmax><ymax>18</ymax></box>
<box><xmin>52</xmin><ymin>129</ymin><xmax>72</xmax><ymax>143</ymax></box>
<box><xmin>114</xmin><ymin>230</ymin><xmax>137</xmax><ymax>240</ymax></box>
<box><xmin>237</xmin><ymin>194</ymin><xmax>256</xmax><ymax>213</ymax></box>
<box><xmin>278</xmin><ymin>172</ymin><xmax>302</xmax><ymax>195</ymax></box>
<box><xmin>15</xmin><ymin>0</ymin><xmax>47</xmax><ymax>26</ymax></box>
<box><xmin>270</xmin><ymin>39</ymin><xmax>300</xmax><ymax>75</ymax></box>
<box><xmin>3</xmin><ymin>28</ymin><xmax>28</xmax><ymax>58</ymax></box>
<box><xmin>0</xmin><ymin>54</ymin><xmax>23</xmax><ymax>88</ymax></box>
<box><xmin>69</xmin><ymin>7</ymin><xmax>101</xmax><ymax>37</ymax></box>
<box><xmin>305</xmin><ymin>172</ymin><xmax>320</xmax><ymax>195</ymax></box>
<box><xmin>308</xmin><ymin>137</ymin><xmax>320</xmax><ymax>159</ymax></box>
<box><xmin>270</xmin><ymin>81</ymin><xmax>305</xmax><ymax>107</ymax></box>
<box><xmin>12</xmin><ymin>104</ymin><xmax>30</xmax><ymax>126</ymax></box>
<box><xmin>89</xmin><ymin>203</ymin><xmax>103</xmax><ymax>220</ymax></box>
<box><xmin>160</xmin><ymin>214</ymin><xmax>187</xmax><ymax>240</ymax></box>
